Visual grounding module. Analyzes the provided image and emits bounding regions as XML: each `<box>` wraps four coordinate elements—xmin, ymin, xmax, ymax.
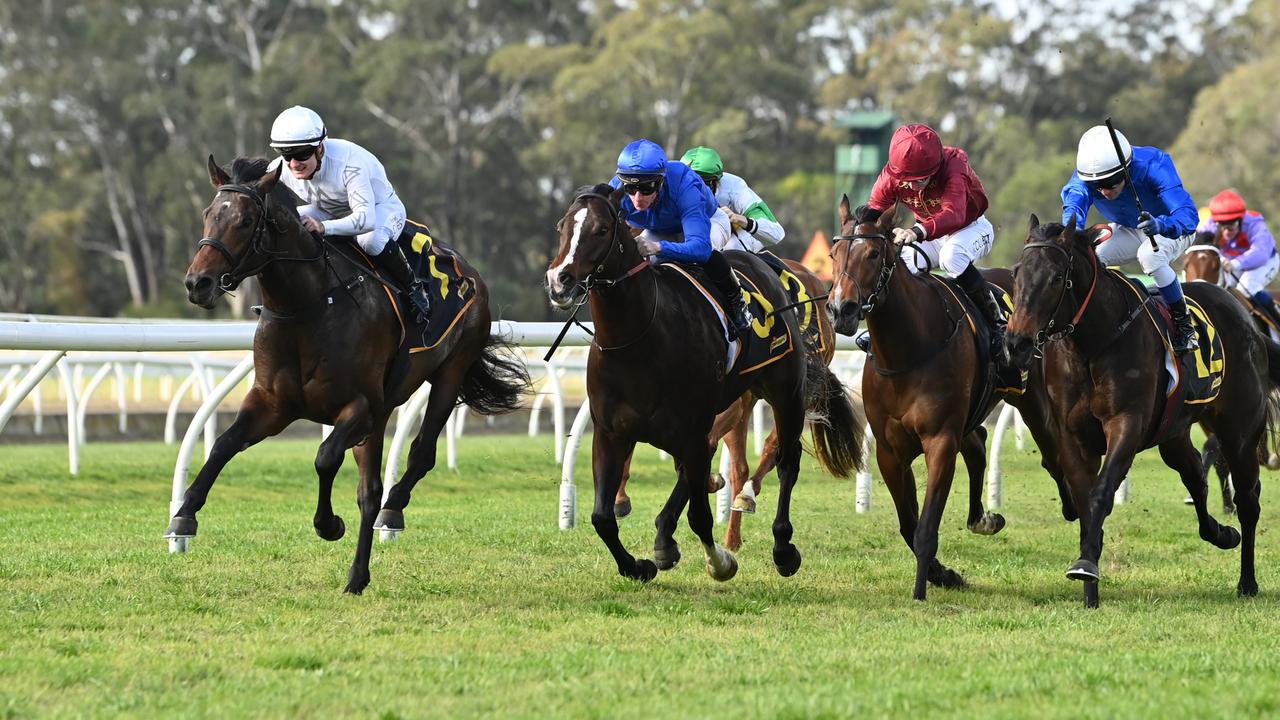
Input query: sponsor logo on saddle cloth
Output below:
<box><xmin>662</xmin><ymin>264</ymin><xmax>794</xmax><ymax>374</ymax></box>
<box><xmin>396</xmin><ymin>220</ymin><xmax>476</xmax><ymax>353</ymax></box>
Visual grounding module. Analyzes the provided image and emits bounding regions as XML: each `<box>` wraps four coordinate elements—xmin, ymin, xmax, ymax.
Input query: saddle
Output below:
<box><xmin>394</xmin><ymin>221</ymin><xmax>476</xmax><ymax>353</ymax></box>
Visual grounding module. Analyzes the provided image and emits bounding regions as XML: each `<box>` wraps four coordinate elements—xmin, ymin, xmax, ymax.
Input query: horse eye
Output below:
<box><xmin>596</xmin><ymin>226</ymin><xmax>608</xmax><ymax>235</ymax></box>
<box><xmin>869</xmin><ymin>250</ymin><xmax>880</xmax><ymax>261</ymax></box>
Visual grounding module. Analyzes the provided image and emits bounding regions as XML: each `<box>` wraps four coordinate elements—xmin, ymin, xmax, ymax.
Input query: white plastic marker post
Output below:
<box><xmin>856</xmin><ymin>423</ymin><xmax>875</xmax><ymax>513</ymax></box>
<box><xmin>716</xmin><ymin>444</ymin><xmax>732</xmax><ymax>523</ymax></box>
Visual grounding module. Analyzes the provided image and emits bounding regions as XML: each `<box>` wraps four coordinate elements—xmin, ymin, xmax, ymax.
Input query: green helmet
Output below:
<box><xmin>680</xmin><ymin>146</ymin><xmax>724</xmax><ymax>180</ymax></box>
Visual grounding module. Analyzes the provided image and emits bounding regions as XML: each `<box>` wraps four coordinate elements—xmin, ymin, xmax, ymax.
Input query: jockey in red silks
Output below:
<box><xmin>857</xmin><ymin>123</ymin><xmax>1007</xmax><ymax>366</ymax></box>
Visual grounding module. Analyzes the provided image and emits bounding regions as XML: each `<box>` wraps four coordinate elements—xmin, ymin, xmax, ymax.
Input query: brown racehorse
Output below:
<box><xmin>825</xmin><ymin>197</ymin><xmax>1065</xmax><ymax>601</ymax></box>
<box><xmin>173</xmin><ymin>156</ymin><xmax>530</xmax><ymax>594</ymax></box>
<box><xmin>546</xmin><ymin>185</ymin><xmax>865</xmax><ymax>582</ymax></box>
<box><xmin>1007</xmin><ymin>216</ymin><xmax>1280</xmax><ymax>607</ymax></box>
<box><xmin>612</xmin><ymin>258</ymin><xmax>842</xmax><ymax>552</ymax></box>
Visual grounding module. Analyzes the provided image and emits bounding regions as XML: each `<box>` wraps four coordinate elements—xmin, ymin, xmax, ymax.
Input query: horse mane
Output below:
<box><xmin>574</xmin><ymin>183</ymin><xmax>617</xmax><ymax>201</ymax></box>
<box><xmin>227</xmin><ymin>156</ymin><xmax>302</xmax><ymax>215</ymax></box>
<box><xmin>1030</xmin><ymin>221</ymin><xmax>1066</xmax><ymax>243</ymax></box>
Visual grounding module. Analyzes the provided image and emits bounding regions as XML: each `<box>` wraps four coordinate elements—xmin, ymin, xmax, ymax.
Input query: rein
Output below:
<box><xmin>197</xmin><ymin>183</ymin><xmax>324</xmax><ymax>292</ymax></box>
<box><xmin>1020</xmin><ymin>239</ymin><xmax>1144</xmax><ymax>357</ymax></box>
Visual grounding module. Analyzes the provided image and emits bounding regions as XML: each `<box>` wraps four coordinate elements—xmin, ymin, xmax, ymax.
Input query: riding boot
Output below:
<box><xmin>956</xmin><ymin>265</ymin><xmax>1009</xmax><ymax>366</ymax></box>
<box><xmin>1168</xmin><ymin>299</ymin><xmax>1199</xmax><ymax>355</ymax></box>
<box><xmin>376</xmin><ymin>243</ymin><xmax>432</xmax><ymax>326</ymax></box>
<box><xmin>706</xmin><ymin>251</ymin><xmax>754</xmax><ymax>339</ymax></box>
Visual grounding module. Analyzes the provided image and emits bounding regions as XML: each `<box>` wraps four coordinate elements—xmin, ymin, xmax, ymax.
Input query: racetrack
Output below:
<box><xmin>2</xmin><ymin>434</ymin><xmax>1278</xmax><ymax>717</ymax></box>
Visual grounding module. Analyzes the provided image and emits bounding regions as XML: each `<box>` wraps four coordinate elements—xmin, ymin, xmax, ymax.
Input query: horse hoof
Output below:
<box><xmin>706</xmin><ymin>548</ymin><xmax>739</xmax><ymax>582</ymax></box>
<box><xmin>773</xmin><ymin>544</ymin><xmax>802</xmax><ymax>577</ymax></box>
<box><xmin>164</xmin><ymin>515</ymin><xmax>198</xmax><ymax>538</ymax></box>
<box><xmin>1066</xmin><ymin>559</ymin><xmax>1101</xmax><ymax>582</ymax></box>
<box><xmin>373</xmin><ymin>508</ymin><xmax>404</xmax><ymax>532</ymax></box>
<box><xmin>731</xmin><ymin>494</ymin><xmax>756</xmax><ymax>514</ymax></box>
<box><xmin>314</xmin><ymin>515</ymin><xmax>346</xmax><ymax>542</ymax></box>
<box><xmin>631</xmin><ymin>559</ymin><xmax>658</xmax><ymax>583</ymax></box>
<box><xmin>1084</xmin><ymin>581</ymin><xmax>1100</xmax><ymax>608</ymax></box>
<box><xmin>708</xmin><ymin>473</ymin><xmax>726</xmax><ymax>493</ymax></box>
<box><xmin>344</xmin><ymin>572</ymin><xmax>370</xmax><ymax>595</ymax></box>
<box><xmin>967</xmin><ymin>512</ymin><xmax>1006</xmax><ymax>536</ymax></box>
<box><xmin>1238</xmin><ymin>579</ymin><xmax>1259</xmax><ymax>597</ymax></box>
<box><xmin>1217</xmin><ymin>525</ymin><xmax>1242</xmax><ymax>550</ymax></box>
<box><xmin>654</xmin><ymin>544</ymin><xmax>681</xmax><ymax>571</ymax></box>
<box><xmin>614</xmin><ymin>499</ymin><xmax>632</xmax><ymax>519</ymax></box>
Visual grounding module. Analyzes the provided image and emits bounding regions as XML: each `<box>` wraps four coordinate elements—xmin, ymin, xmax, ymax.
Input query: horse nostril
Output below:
<box><xmin>557</xmin><ymin>272</ymin><xmax>573</xmax><ymax>288</ymax></box>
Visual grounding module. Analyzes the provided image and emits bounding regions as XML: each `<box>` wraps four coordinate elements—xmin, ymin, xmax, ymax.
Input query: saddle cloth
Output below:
<box><xmin>661</xmin><ymin>262</ymin><xmax>794</xmax><ymax>376</ymax></box>
<box><xmin>396</xmin><ymin>220</ymin><xmax>476</xmax><ymax>353</ymax></box>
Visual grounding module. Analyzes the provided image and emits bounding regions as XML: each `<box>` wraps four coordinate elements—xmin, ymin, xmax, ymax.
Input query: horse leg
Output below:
<box><xmin>377</xmin><ymin>366</ymin><xmax>467</xmax><ymax>531</ymax></box>
<box><xmin>707</xmin><ymin>396</ymin><xmax>749</xmax><ymax>494</ymax></box>
<box><xmin>591</xmin><ymin>430</ymin><xmax>654</xmax><ymax>582</ymax></box>
<box><xmin>165</xmin><ymin>389</ymin><xmax>290</xmax><ymax>538</ymax></box>
<box><xmin>653</xmin><ymin>465</ymin><xmax>689</xmax><ymax>570</ymax></box>
<box><xmin>722</xmin><ymin>409</ymin><xmax>752</xmax><ymax>552</ymax></box>
<box><xmin>963</xmin><ymin>425</ymin><xmax>1005</xmax><ymax>535</ymax></box>
<box><xmin>681</xmin><ymin>439</ymin><xmax>737</xmax><ymax>582</ymax></box>
<box><xmin>1161</xmin><ymin>435</ymin><xmax>1241</xmax><ymax>551</ymax></box>
<box><xmin>313</xmin><ymin>400</ymin><xmax>375</xmax><ymax>542</ymax></box>
<box><xmin>914</xmin><ymin>434</ymin><xmax>966</xmax><ymax>599</ymax></box>
<box><xmin>615</xmin><ymin>450</ymin><xmax>634</xmax><ymax>519</ymax></box>
<box><xmin>1199</xmin><ymin>434</ymin><xmax>1235</xmax><ymax>514</ymax></box>
<box><xmin>877</xmin><ymin>442</ymin><xmax>923</xmax><ymax>597</ymax></box>
<box><xmin>345</xmin><ymin>416</ymin><xmax>388</xmax><ymax>595</ymax></box>
<box><xmin>1070</xmin><ymin>422</ymin><xmax>1141</xmax><ymax>607</ymax></box>
<box><xmin>1224</xmin><ymin>434</ymin><xmax>1261</xmax><ymax>596</ymax></box>
<box><xmin>1013</xmin><ymin>393</ymin><xmax>1076</xmax><ymax>521</ymax></box>
<box><xmin>769</xmin><ymin>400</ymin><xmax>806</xmax><ymax>578</ymax></box>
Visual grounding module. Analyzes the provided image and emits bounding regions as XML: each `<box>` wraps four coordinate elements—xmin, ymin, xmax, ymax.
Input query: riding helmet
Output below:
<box><xmin>270</xmin><ymin>106</ymin><xmax>327</xmax><ymax>149</ymax></box>
<box><xmin>616</xmin><ymin>139</ymin><xmax>668</xmax><ymax>184</ymax></box>
<box><xmin>1075</xmin><ymin>125</ymin><xmax>1132</xmax><ymax>182</ymax></box>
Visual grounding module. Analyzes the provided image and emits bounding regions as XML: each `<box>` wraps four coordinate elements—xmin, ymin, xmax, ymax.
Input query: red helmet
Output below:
<box><xmin>1209</xmin><ymin>189</ymin><xmax>1247</xmax><ymax>222</ymax></box>
<box><xmin>887</xmin><ymin>123</ymin><xmax>943</xmax><ymax>181</ymax></box>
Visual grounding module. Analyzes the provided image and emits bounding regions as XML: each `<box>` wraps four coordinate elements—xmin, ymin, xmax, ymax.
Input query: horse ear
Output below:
<box><xmin>609</xmin><ymin>186</ymin><xmax>626</xmax><ymax>208</ymax></box>
<box><xmin>879</xmin><ymin>202</ymin><xmax>898</xmax><ymax>230</ymax></box>
<box><xmin>208</xmin><ymin>154</ymin><xmax>230</xmax><ymax>189</ymax></box>
<box><xmin>1024</xmin><ymin>213</ymin><xmax>1040</xmax><ymax>245</ymax></box>
<box><xmin>1062</xmin><ymin>215</ymin><xmax>1078</xmax><ymax>244</ymax></box>
<box><xmin>259</xmin><ymin>157</ymin><xmax>282</xmax><ymax>193</ymax></box>
<box><xmin>838</xmin><ymin>194</ymin><xmax>852</xmax><ymax>225</ymax></box>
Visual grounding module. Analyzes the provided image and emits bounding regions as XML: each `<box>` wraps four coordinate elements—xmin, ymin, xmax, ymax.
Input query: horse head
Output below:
<box><xmin>826</xmin><ymin>194</ymin><xmax>901</xmax><ymax>336</ymax></box>
<box><xmin>545</xmin><ymin>183</ymin><xmax>636</xmax><ymax>310</ymax></box>
<box><xmin>1006</xmin><ymin>215</ymin><xmax>1109</xmax><ymax>367</ymax></box>
<box><xmin>186</xmin><ymin>155</ymin><xmax>308</xmax><ymax>308</ymax></box>
<box><xmin>1183</xmin><ymin>232</ymin><xmax>1224</xmax><ymax>287</ymax></box>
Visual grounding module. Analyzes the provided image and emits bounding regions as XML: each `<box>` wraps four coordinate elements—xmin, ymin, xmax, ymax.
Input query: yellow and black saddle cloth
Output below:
<box><xmin>757</xmin><ymin>251</ymin><xmax>827</xmax><ymax>356</ymax></box>
<box><xmin>395</xmin><ymin>220</ymin><xmax>476</xmax><ymax>353</ymax></box>
<box><xmin>661</xmin><ymin>262</ymin><xmax>794</xmax><ymax>376</ymax></box>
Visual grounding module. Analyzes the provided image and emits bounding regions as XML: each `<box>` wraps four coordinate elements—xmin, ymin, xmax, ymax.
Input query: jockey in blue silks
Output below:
<box><xmin>609</xmin><ymin>138</ymin><xmax>754</xmax><ymax>336</ymax></box>
<box><xmin>1062</xmin><ymin>125</ymin><xmax>1201</xmax><ymax>354</ymax></box>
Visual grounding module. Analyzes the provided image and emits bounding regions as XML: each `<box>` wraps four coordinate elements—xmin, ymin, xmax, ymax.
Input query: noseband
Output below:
<box><xmin>1019</xmin><ymin>240</ymin><xmax>1098</xmax><ymax>351</ymax></box>
<box><xmin>196</xmin><ymin>183</ymin><xmax>322</xmax><ymax>291</ymax></box>
<box><xmin>831</xmin><ymin>230</ymin><xmax>896</xmax><ymax>314</ymax></box>
<box><xmin>570</xmin><ymin>192</ymin><xmax>648</xmax><ymax>291</ymax></box>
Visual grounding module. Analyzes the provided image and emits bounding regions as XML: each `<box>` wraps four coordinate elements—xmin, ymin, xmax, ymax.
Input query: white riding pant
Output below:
<box><xmin>1226</xmin><ymin>253</ymin><xmax>1280</xmax><ymax>297</ymax></box>
<box><xmin>1096</xmin><ymin>224</ymin><xmax>1193</xmax><ymax>288</ymax></box>
<box><xmin>640</xmin><ymin>208</ymin><xmax>733</xmax><ymax>253</ymax></box>
<box><xmin>299</xmin><ymin>203</ymin><xmax>404</xmax><ymax>255</ymax></box>
<box><xmin>900</xmin><ymin>215</ymin><xmax>995</xmax><ymax>276</ymax></box>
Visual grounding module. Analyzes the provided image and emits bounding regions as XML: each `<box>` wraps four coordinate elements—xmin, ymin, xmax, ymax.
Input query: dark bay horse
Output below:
<box><xmin>173</xmin><ymin>156</ymin><xmax>530</xmax><ymax>594</ymax></box>
<box><xmin>1007</xmin><ymin>216</ymin><xmax>1280</xmax><ymax>607</ymax></box>
<box><xmin>825</xmin><ymin>197</ymin><xmax>1064</xmax><ymax>601</ymax></box>
<box><xmin>612</xmin><ymin>258</ymin><xmax>842</xmax><ymax>552</ymax></box>
<box><xmin>546</xmin><ymin>185</ymin><xmax>865</xmax><ymax>582</ymax></box>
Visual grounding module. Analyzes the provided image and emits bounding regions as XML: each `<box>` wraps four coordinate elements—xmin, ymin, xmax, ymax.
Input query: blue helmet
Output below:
<box><xmin>616</xmin><ymin>139</ymin><xmax>668</xmax><ymax>184</ymax></box>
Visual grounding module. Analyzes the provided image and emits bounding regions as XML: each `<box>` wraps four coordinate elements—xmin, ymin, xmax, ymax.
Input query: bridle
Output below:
<box><xmin>196</xmin><ymin>183</ymin><xmax>323</xmax><ymax>291</ymax></box>
<box><xmin>1184</xmin><ymin>244</ymin><xmax>1229</xmax><ymax>288</ymax></box>
<box><xmin>1019</xmin><ymin>238</ymin><xmax>1099</xmax><ymax>352</ymax></box>
<box><xmin>830</xmin><ymin>228</ymin><xmax>897</xmax><ymax>315</ymax></box>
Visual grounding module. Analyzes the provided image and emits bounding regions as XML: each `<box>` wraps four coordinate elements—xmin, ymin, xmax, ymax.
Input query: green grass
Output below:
<box><xmin>2</xmin><ymin>434</ymin><xmax>1279</xmax><ymax>719</ymax></box>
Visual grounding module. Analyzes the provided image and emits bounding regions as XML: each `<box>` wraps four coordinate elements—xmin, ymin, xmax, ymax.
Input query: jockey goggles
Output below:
<box><xmin>621</xmin><ymin>178</ymin><xmax>662</xmax><ymax>196</ymax></box>
<box><xmin>1086</xmin><ymin>173</ymin><xmax>1124</xmax><ymax>191</ymax></box>
<box><xmin>278</xmin><ymin>145</ymin><xmax>319</xmax><ymax>162</ymax></box>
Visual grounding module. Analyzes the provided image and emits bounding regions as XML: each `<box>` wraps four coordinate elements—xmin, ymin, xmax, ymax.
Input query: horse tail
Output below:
<box><xmin>802</xmin><ymin>355</ymin><xmax>866</xmax><ymax>478</ymax></box>
<box><xmin>1261</xmin><ymin>338</ymin><xmax>1280</xmax><ymax>461</ymax></box>
<box><xmin>458</xmin><ymin>334</ymin><xmax>533</xmax><ymax>415</ymax></box>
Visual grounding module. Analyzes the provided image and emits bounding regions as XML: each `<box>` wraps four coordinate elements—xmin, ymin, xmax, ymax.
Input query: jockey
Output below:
<box><xmin>858</xmin><ymin>123</ymin><xmax>1008</xmax><ymax>366</ymax></box>
<box><xmin>268</xmin><ymin>105</ymin><xmax>433</xmax><ymax>326</ymax></box>
<box><xmin>609</xmin><ymin>138</ymin><xmax>754</xmax><ymax>337</ymax></box>
<box><xmin>1198</xmin><ymin>189</ymin><xmax>1280</xmax><ymax>326</ymax></box>
<box><xmin>1063</xmin><ymin>125</ymin><xmax>1200</xmax><ymax>354</ymax></box>
<box><xmin>679</xmin><ymin>146</ymin><xmax>785</xmax><ymax>253</ymax></box>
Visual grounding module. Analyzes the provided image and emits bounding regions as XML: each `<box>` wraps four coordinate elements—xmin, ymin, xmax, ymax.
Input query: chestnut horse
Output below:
<box><xmin>612</xmin><ymin>258</ymin><xmax>841</xmax><ymax>552</ymax></box>
<box><xmin>1007</xmin><ymin>216</ymin><xmax>1280</xmax><ymax>607</ymax></box>
<box><xmin>826</xmin><ymin>197</ymin><xmax>1065</xmax><ymax>601</ymax></box>
<box><xmin>172</xmin><ymin>156</ymin><xmax>530</xmax><ymax>594</ymax></box>
<box><xmin>546</xmin><ymin>185</ymin><xmax>865</xmax><ymax>583</ymax></box>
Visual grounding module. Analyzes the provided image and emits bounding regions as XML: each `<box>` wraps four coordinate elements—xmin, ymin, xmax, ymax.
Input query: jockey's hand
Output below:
<box><xmin>1137</xmin><ymin>211</ymin><xmax>1160</xmax><ymax>237</ymax></box>
<box><xmin>1223</xmin><ymin>258</ymin><xmax>1239</xmax><ymax>275</ymax></box>
<box><xmin>891</xmin><ymin>227</ymin><xmax>918</xmax><ymax>245</ymax></box>
<box><xmin>723</xmin><ymin>207</ymin><xmax>749</xmax><ymax>231</ymax></box>
<box><xmin>301</xmin><ymin>216</ymin><xmax>325</xmax><ymax>235</ymax></box>
<box><xmin>636</xmin><ymin>237</ymin><xmax>662</xmax><ymax>258</ymax></box>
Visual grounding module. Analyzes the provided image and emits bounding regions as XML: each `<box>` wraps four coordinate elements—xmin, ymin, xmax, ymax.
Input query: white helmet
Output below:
<box><xmin>269</xmin><ymin>106</ymin><xmax>327</xmax><ymax>149</ymax></box>
<box><xmin>1075</xmin><ymin>125</ymin><xmax>1132</xmax><ymax>182</ymax></box>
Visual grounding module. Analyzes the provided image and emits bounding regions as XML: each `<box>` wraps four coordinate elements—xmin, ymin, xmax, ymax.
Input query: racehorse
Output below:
<box><xmin>825</xmin><ymin>197</ymin><xmax>1063</xmax><ymax>601</ymax></box>
<box><xmin>611</xmin><ymin>258</ymin><xmax>843</xmax><ymax>552</ymax></box>
<box><xmin>173</xmin><ymin>156</ymin><xmax>530</xmax><ymax>594</ymax></box>
<box><xmin>1007</xmin><ymin>216</ymin><xmax>1280</xmax><ymax>607</ymax></box>
<box><xmin>546</xmin><ymin>185</ymin><xmax>865</xmax><ymax>583</ymax></box>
